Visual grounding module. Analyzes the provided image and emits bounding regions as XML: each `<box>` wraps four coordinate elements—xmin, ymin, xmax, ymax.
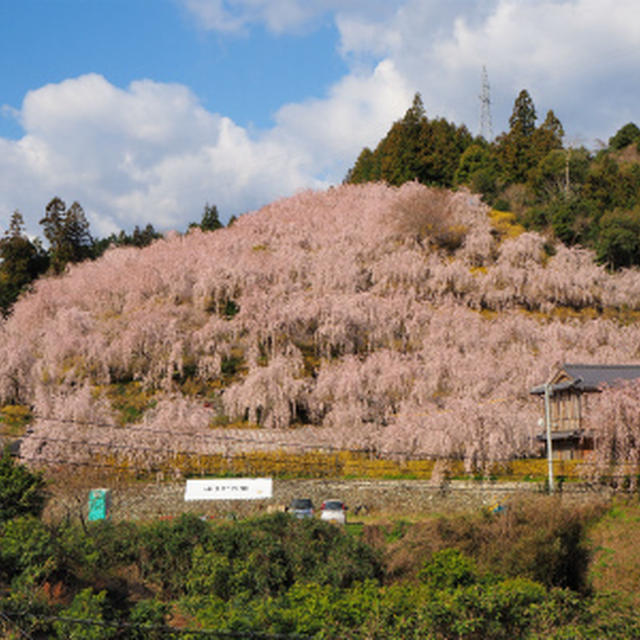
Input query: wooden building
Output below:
<box><xmin>530</xmin><ymin>364</ymin><xmax>640</xmax><ymax>459</ymax></box>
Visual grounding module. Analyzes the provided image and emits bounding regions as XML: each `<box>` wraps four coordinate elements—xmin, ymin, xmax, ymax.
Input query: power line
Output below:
<box><xmin>11</xmin><ymin>413</ymin><xmax>449</xmax><ymax>459</ymax></box>
<box><xmin>9</xmin><ymin>417</ymin><xmax>637</xmax><ymax>467</ymax></box>
<box><xmin>11</xmin><ymin>427</ymin><xmax>545</xmax><ymax>468</ymax></box>
<box><xmin>6</xmin><ymin>414</ymin><xmax>640</xmax><ymax>480</ymax></box>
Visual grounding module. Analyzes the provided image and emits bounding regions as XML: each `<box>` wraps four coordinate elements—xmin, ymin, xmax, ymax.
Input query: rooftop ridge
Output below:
<box><xmin>563</xmin><ymin>363</ymin><xmax>640</xmax><ymax>368</ymax></box>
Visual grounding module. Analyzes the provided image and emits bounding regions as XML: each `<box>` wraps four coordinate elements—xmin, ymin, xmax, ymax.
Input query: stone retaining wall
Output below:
<box><xmin>45</xmin><ymin>478</ymin><xmax>617</xmax><ymax>523</ymax></box>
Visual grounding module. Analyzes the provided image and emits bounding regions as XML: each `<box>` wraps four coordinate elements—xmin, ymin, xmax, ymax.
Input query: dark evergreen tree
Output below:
<box><xmin>64</xmin><ymin>202</ymin><xmax>93</xmax><ymax>259</ymax></box>
<box><xmin>199</xmin><ymin>203</ymin><xmax>223</xmax><ymax>231</ymax></box>
<box><xmin>496</xmin><ymin>89</ymin><xmax>539</xmax><ymax>183</ymax></box>
<box><xmin>509</xmin><ymin>89</ymin><xmax>537</xmax><ymax>136</ymax></box>
<box><xmin>582</xmin><ymin>155</ymin><xmax>632</xmax><ymax>212</ymax></box>
<box><xmin>189</xmin><ymin>203</ymin><xmax>224</xmax><ymax>232</ymax></box>
<box><xmin>0</xmin><ymin>211</ymin><xmax>49</xmax><ymax>316</ymax></box>
<box><xmin>344</xmin><ymin>147</ymin><xmax>376</xmax><ymax>184</ymax></box>
<box><xmin>39</xmin><ymin>198</ymin><xmax>94</xmax><ymax>273</ymax></box>
<box><xmin>530</xmin><ymin>110</ymin><xmax>565</xmax><ymax>168</ymax></box>
<box><xmin>597</xmin><ymin>207</ymin><xmax>640</xmax><ymax>269</ymax></box>
<box><xmin>414</xmin><ymin>117</ymin><xmax>473</xmax><ymax>186</ymax></box>
<box><xmin>609</xmin><ymin>122</ymin><xmax>640</xmax><ymax>150</ymax></box>
<box><xmin>93</xmin><ymin>223</ymin><xmax>162</xmax><ymax>257</ymax></box>
<box><xmin>39</xmin><ymin>197</ymin><xmax>66</xmax><ymax>253</ymax></box>
<box><xmin>548</xmin><ymin>195</ymin><xmax>598</xmax><ymax>246</ymax></box>
<box><xmin>131</xmin><ymin>223</ymin><xmax>163</xmax><ymax>246</ymax></box>
<box><xmin>454</xmin><ymin>142</ymin><xmax>503</xmax><ymax>204</ymax></box>
<box><xmin>345</xmin><ymin>92</ymin><xmax>472</xmax><ymax>188</ymax></box>
<box><xmin>376</xmin><ymin>93</ymin><xmax>428</xmax><ymax>186</ymax></box>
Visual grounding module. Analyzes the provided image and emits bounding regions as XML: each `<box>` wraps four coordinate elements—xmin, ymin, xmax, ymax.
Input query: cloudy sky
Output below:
<box><xmin>1</xmin><ymin>0</ymin><xmax>638</xmax><ymax>237</ymax></box>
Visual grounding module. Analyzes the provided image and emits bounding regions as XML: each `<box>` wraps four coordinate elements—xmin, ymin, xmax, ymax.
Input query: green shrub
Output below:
<box><xmin>424</xmin><ymin>577</ymin><xmax>548</xmax><ymax>640</ymax></box>
<box><xmin>185</xmin><ymin>513</ymin><xmax>383</xmax><ymax>601</ymax></box>
<box><xmin>376</xmin><ymin>497</ymin><xmax>601</xmax><ymax>592</ymax></box>
<box><xmin>498</xmin><ymin>499</ymin><xmax>595</xmax><ymax>591</ymax></box>
<box><xmin>54</xmin><ymin>588</ymin><xmax>116</xmax><ymax>639</ymax></box>
<box><xmin>0</xmin><ymin>516</ymin><xmax>57</xmax><ymax>585</ymax></box>
<box><xmin>187</xmin><ymin>547</ymin><xmax>234</xmax><ymax>599</ymax></box>
<box><xmin>419</xmin><ymin>548</ymin><xmax>480</xmax><ymax>590</ymax></box>
<box><xmin>0</xmin><ymin>447</ymin><xmax>47</xmax><ymax>523</ymax></box>
<box><xmin>136</xmin><ymin>514</ymin><xmax>212</xmax><ymax>598</ymax></box>
<box><xmin>84</xmin><ymin>520</ymin><xmax>140</xmax><ymax>569</ymax></box>
<box><xmin>50</xmin><ymin>519</ymin><xmax>141</xmax><ymax>589</ymax></box>
<box><xmin>126</xmin><ymin>599</ymin><xmax>171</xmax><ymax>640</ymax></box>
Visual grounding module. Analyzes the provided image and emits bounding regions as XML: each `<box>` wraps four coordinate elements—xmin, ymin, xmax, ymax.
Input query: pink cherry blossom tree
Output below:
<box><xmin>4</xmin><ymin>182</ymin><xmax>640</xmax><ymax>471</ymax></box>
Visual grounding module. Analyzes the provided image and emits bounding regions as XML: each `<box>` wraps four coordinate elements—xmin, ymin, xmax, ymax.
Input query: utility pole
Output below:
<box><xmin>544</xmin><ymin>383</ymin><xmax>554</xmax><ymax>493</ymax></box>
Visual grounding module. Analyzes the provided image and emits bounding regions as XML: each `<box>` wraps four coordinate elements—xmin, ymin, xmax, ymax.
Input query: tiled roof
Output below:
<box><xmin>531</xmin><ymin>363</ymin><xmax>640</xmax><ymax>395</ymax></box>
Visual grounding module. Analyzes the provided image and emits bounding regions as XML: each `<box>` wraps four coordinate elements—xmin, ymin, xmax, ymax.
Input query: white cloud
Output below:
<box><xmin>182</xmin><ymin>0</ymin><xmax>640</xmax><ymax>143</ymax></box>
<box><xmin>183</xmin><ymin>0</ymin><xmax>339</xmax><ymax>34</ymax></box>
<box><xmin>0</xmin><ymin>74</ymin><xmax>323</xmax><ymax>236</ymax></box>
<box><xmin>182</xmin><ymin>0</ymin><xmax>396</xmax><ymax>35</ymax></box>
<box><xmin>332</xmin><ymin>0</ymin><xmax>640</xmax><ymax>142</ymax></box>
<box><xmin>2</xmin><ymin>0</ymin><xmax>640</xmax><ymax>239</ymax></box>
<box><xmin>269</xmin><ymin>59</ymin><xmax>413</xmax><ymax>181</ymax></box>
<box><xmin>0</xmin><ymin>66</ymin><xmax>407</xmax><ymax>236</ymax></box>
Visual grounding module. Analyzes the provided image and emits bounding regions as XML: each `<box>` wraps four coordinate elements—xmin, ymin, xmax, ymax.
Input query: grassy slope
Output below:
<box><xmin>588</xmin><ymin>501</ymin><xmax>640</xmax><ymax>605</ymax></box>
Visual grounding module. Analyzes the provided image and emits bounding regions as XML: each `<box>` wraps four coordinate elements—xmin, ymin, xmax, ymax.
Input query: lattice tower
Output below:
<box><xmin>479</xmin><ymin>65</ymin><xmax>493</xmax><ymax>141</ymax></box>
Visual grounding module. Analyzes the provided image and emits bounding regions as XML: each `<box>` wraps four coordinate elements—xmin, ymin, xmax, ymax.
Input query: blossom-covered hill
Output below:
<box><xmin>3</xmin><ymin>182</ymin><xmax>640</xmax><ymax>470</ymax></box>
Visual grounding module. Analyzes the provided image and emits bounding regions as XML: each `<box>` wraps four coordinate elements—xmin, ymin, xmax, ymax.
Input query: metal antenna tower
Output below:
<box><xmin>479</xmin><ymin>65</ymin><xmax>493</xmax><ymax>141</ymax></box>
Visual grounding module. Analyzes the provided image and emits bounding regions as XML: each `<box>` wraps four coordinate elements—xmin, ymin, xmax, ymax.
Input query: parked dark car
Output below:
<box><xmin>288</xmin><ymin>497</ymin><xmax>314</xmax><ymax>518</ymax></box>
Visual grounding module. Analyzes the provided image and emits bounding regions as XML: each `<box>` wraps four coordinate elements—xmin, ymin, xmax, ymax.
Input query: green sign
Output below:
<box><xmin>88</xmin><ymin>488</ymin><xmax>111</xmax><ymax>521</ymax></box>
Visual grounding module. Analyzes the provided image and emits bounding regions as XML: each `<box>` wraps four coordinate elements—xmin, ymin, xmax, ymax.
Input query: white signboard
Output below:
<box><xmin>184</xmin><ymin>478</ymin><xmax>273</xmax><ymax>501</ymax></box>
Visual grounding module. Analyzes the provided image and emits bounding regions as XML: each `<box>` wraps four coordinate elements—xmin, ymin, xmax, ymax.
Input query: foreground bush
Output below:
<box><xmin>0</xmin><ymin>447</ymin><xmax>46</xmax><ymax>523</ymax></box>
<box><xmin>182</xmin><ymin>550</ymin><xmax>640</xmax><ymax>639</ymax></box>
<box><xmin>135</xmin><ymin>512</ymin><xmax>383</xmax><ymax>599</ymax></box>
<box><xmin>2</xmin><ymin>503</ymin><xmax>640</xmax><ymax>639</ymax></box>
<box><xmin>373</xmin><ymin>496</ymin><xmax>605</xmax><ymax>592</ymax></box>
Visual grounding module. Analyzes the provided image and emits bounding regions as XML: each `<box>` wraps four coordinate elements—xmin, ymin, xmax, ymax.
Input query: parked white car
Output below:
<box><xmin>319</xmin><ymin>499</ymin><xmax>347</xmax><ymax>524</ymax></box>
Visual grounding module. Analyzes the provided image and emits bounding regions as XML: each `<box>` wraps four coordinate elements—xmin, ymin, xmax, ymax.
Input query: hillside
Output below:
<box><xmin>3</xmin><ymin>182</ymin><xmax>640</xmax><ymax>472</ymax></box>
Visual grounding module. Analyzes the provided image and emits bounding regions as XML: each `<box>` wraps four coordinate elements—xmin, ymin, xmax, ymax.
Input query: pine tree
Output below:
<box><xmin>189</xmin><ymin>203</ymin><xmax>224</xmax><ymax>232</ymax></box>
<box><xmin>39</xmin><ymin>198</ymin><xmax>94</xmax><ymax>273</ymax></box>
<box><xmin>530</xmin><ymin>110</ymin><xmax>565</xmax><ymax>170</ymax></box>
<box><xmin>609</xmin><ymin>122</ymin><xmax>640</xmax><ymax>150</ymax></box>
<box><xmin>0</xmin><ymin>211</ymin><xmax>48</xmax><ymax>315</ymax></box>
<box><xmin>344</xmin><ymin>147</ymin><xmax>376</xmax><ymax>184</ymax></box>
<box><xmin>509</xmin><ymin>89</ymin><xmax>537</xmax><ymax>137</ymax></box>
<box><xmin>496</xmin><ymin>89</ymin><xmax>539</xmax><ymax>183</ymax></box>
<box><xmin>200</xmin><ymin>203</ymin><xmax>223</xmax><ymax>231</ymax></box>
<box><xmin>345</xmin><ymin>93</ymin><xmax>472</xmax><ymax>188</ymax></box>
<box><xmin>131</xmin><ymin>223</ymin><xmax>162</xmax><ymax>246</ymax></box>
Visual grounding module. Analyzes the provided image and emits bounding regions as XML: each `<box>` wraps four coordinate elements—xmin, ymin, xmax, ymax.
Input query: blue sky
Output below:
<box><xmin>1</xmin><ymin>1</ymin><xmax>347</xmax><ymax>136</ymax></box>
<box><xmin>1</xmin><ymin>0</ymin><xmax>639</xmax><ymax>237</ymax></box>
